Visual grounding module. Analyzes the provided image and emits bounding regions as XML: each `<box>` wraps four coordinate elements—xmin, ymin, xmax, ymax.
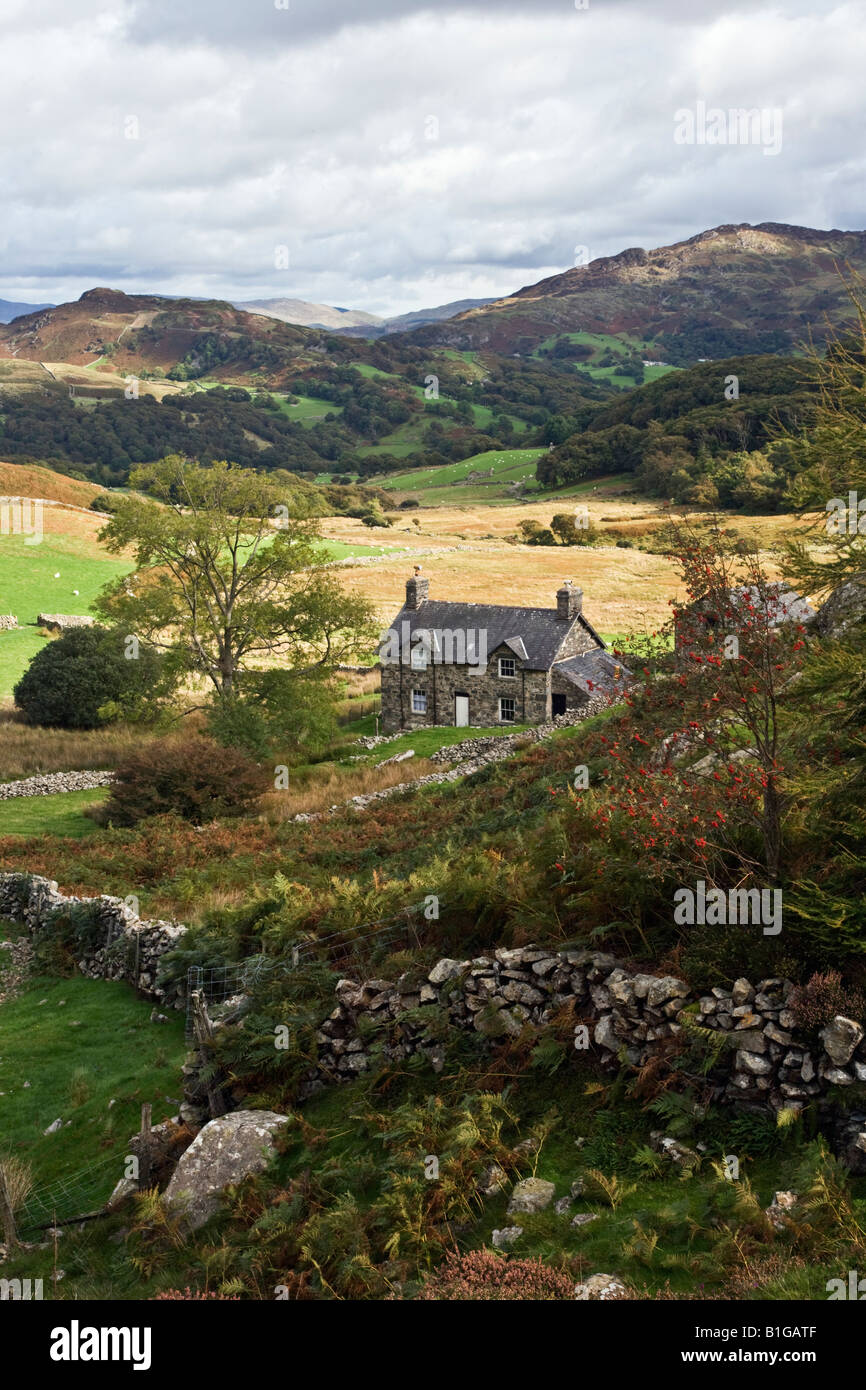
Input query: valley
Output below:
<box><xmin>1</xmin><ymin>219</ymin><xmax>864</xmax><ymax>1319</ymax></box>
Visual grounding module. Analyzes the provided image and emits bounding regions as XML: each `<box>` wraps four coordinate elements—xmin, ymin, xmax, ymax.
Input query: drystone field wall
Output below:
<box><xmin>0</xmin><ymin>873</ymin><xmax>186</xmax><ymax>1005</ymax></box>
<box><xmin>6</xmin><ymin>873</ymin><xmax>866</xmax><ymax>1153</ymax></box>
<box><xmin>0</xmin><ymin>771</ymin><xmax>114</xmax><ymax>801</ymax></box>
<box><xmin>300</xmin><ymin>945</ymin><xmax>866</xmax><ymax>1124</ymax></box>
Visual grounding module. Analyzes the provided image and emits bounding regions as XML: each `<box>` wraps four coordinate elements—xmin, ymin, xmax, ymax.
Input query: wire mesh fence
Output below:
<box><xmin>17</xmin><ymin>1152</ymin><xmax>120</xmax><ymax>1237</ymax></box>
<box><xmin>183</xmin><ymin>906</ymin><xmax>429</xmax><ymax>1039</ymax></box>
<box><xmin>11</xmin><ymin>909</ymin><xmax>430</xmax><ymax>1236</ymax></box>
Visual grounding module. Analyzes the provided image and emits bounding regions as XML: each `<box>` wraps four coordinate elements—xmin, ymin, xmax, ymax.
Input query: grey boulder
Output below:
<box><xmin>163</xmin><ymin>1110</ymin><xmax>289</xmax><ymax>1229</ymax></box>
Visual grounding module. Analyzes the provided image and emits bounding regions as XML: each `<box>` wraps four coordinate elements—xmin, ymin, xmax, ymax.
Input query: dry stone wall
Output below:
<box><xmin>6</xmin><ymin>873</ymin><xmax>866</xmax><ymax>1159</ymax></box>
<box><xmin>300</xmin><ymin>945</ymin><xmax>866</xmax><ymax>1129</ymax></box>
<box><xmin>0</xmin><ymin>872</ymin><xmax>186</xmax><ymax>1005</ymax></box>
<box><xmin>0</xmin><ymin>770</ymin><xmax>114</xmax><ymax>801</ymax></box>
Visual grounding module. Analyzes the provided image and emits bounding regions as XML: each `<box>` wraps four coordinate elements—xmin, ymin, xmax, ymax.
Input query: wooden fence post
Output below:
<box><xmin>191</xmin><ymin>989</ymin><xmax>226</xmax><ymax>1119</ymax></box>
<box><xmin>139</xmin><ymin>1103</ymin><xmax>152</xmax><ymax>1189</ymax></box>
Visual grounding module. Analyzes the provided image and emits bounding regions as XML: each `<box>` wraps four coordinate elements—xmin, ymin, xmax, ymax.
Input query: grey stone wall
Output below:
<box><xmin>37</xmin><ymin>614</ymin><xmax>94</xmax><ymax>631</ymax></box>
<box><xmin>550</xmin><ymin>667</ymin><xmax>591</xmax><ymax>714</ymax></box>
<box><xmin>298</xmin><ymin>945</ymin><xmax>866</xmax><ymax>1122</ymax></box>
<box><xmin>382</xmin><ymin>646</ymin><xmax>564</xmax><ymax>732</ymax></box>
<box><xmin>0</xmin><ymin>873</ymin><xmax>187</xmax><ymax>1006</ymax></box>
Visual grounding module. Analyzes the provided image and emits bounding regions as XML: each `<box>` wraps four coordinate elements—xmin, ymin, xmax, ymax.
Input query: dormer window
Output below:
<box><xmin>498</xmin><ymin>656</ymin><xmax>516</xmax><ymax>678</ymax></box>
<box><xmin>410</xmin><ymin>644</ymin><xmax>427</xmax><ymax>669</ymax></box>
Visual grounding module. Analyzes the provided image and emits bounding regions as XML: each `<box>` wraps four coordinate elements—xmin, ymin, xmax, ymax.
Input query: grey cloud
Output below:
<box><xmin>0</xmin><ymin>0</ymin><xmax>861</xmax><ymax>314</ymax></box>
<box><xmin>124</xmin><ymin>0</ymin><xmax>815</xmax><ymax>50</ymax></box>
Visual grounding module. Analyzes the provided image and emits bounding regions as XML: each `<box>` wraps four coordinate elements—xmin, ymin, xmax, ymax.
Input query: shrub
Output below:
<box><xmin>97</xmin><ymin>735</ymin><xmax>270</xmax><ymax>826</ymax></box>
<box><xmin>206</xmin><ymin>698</ymin><xmax>273</xmax><ymax>760</ymax></box>
<box><xmin>14</xmin><ymin>625</ymin><xmax>164</xmax><ymax>729</ymax></box>
<box><xmin>788</xmin><ymin>971</ymin><xmax>866</xmax><ymax>1032</ymax></box>
<box><xmin>416</xmin><ymin>1250</ymin><xmax>574</xmax><ymax>1300</ymax></box>
<box><xmin>90</xmin><ymin>493</ymin><xmax>120</xmax><ymax>513</ymax></box>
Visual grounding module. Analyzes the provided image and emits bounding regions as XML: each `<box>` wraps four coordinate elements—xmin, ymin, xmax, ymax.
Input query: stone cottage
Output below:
<box><xmin>378</xmin><ymin>571</ymin><xmax>626</xmax><ymax>733</ymax></box>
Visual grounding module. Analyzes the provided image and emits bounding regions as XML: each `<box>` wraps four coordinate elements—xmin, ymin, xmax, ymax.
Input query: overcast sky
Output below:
<box><xmin>0</xmin><ymin>0</ymin><xmax>863</xmax><ymax>316</ymax></box>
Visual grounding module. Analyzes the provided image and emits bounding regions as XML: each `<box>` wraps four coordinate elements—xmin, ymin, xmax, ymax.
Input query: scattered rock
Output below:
<box><xmin>820</xmin><ymin>1016</ymin><xmax>864</xmax><ymax>1067</ymax></box>
<box><xmin>765</xmin><ymin>1190</ymin><xmax>798</xmax><ymax>1231</ymax></box>
<box><xmin>507</xmin><ymin>1177</ymin><xmax>556</xmax><ymax>1215</ymax></box>
<box><xmin>478</xmin><ymin>1163</ymin><xmax>508</xmax><ymax>1198</ymax></box>
<box><xmin>574</xmin><ymin>1273</ymin><xmax>630</xmax><ymax>1300</ymax></box>
<box><xmin>491</xmin><ymin>1226</ymin><xmax>523</xmax><ymax>1249</ymax></box>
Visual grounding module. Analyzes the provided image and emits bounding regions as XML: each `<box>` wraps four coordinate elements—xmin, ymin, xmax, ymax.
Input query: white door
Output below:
<box><xmin>455</xmin><ymin>694</ymin><xmax>470</xmax><ymax>727</ymax></box>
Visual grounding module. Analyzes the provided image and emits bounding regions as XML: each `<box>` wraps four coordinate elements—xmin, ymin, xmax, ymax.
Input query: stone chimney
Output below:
<box><xmin>405</xmin><ymin>567</ymin><xmax>429</xmax><ymax>610</ymax></box>
<box><xmin>556</xmin><ymin>581</ymin><xmax>583</xmax><ymax>621</ymax></box>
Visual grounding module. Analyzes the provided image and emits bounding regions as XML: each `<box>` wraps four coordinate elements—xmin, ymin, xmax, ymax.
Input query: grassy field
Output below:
<box><xmin>0</xmin><ymin>713</ymin><xmax>154</xmax><ymax>782</ymax></box>
<box><xmin>0</xmin><ymin>461</ymin><xmax>100</xmax><ymax>507</ymax></box>
<box><xmin>531</xmin><ymin>330</ymin><xmax>680</xmax><ymax>385</ymax></box>
<box><xmin>0</xmin><ymin>523</ymin><xmax>133</xmax><ymax>696</ymax></box>
<box><xmin>320</xmin><ymin>490</ymin><xmax>812</xmax><ymax>638</ymax></box>
<box><xmin>376</xmin><ymin>448</ymin><xmax>545</xmax><ymax>494</ymax></box>
<box><xmin>0</xmin><ymin>787</ymin><xmax>107</xmax><ymax>837</ymax></box>
<box><xmin>317</xmin><ymin>538</ymin><xmax>404</xmax><ymax>561</ymax></box>
<box><xmin>274</xmin><ymin>392</ymin><xmax>344</xmax><ymax>426</ymax></box>
<box><xmin>0</xmin><ymin>965</ymin><xmax>186</xmax><ymax>1196</ymax></box>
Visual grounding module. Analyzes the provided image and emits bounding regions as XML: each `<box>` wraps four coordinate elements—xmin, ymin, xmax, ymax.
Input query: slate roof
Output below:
<box><xmin>382</xmin><ymin>599</ymin><xmax>605</xmax><ymax>670</ymax></box>
<box><xmin>554</xmin><ymin>649</ymin><xmax>632</xmax><ymax>696</ymax></box>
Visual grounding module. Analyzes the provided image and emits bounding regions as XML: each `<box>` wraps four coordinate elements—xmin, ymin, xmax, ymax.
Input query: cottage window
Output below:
<box><xmin>410</xmin><ymin>642</ymin><xmax>427</xmax><ymax>669</ymax></box>
<box><xmin>498</xmin><ymin>657</ymin><xmax>516</xmax><ymax>678</ymax></box>
<box><xmin>411</xmin><ymin>689</ymin><xmax>427</xmax><ymax>714</ymax></box>
<box><xmin>499</xmin><ymin>697</ymin><xmax>516</xmax><ymax>723</ymax></box>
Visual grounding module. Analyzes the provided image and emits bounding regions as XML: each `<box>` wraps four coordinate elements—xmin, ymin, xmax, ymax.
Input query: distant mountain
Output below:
<box><xmin>233</xmin><ymin>295</ymin><xmax>495</xmax><ymax>337</ymax></box>
<box><xmin>0</xmin><ymin>287</ymin><xmax>323</xmax><ymax>379</ymax></box>
<box><xmin>236</xmin><ymin>298</ymin><xmax>384</xmax><ymax>331</ymax></box>
<box><xmin>407</xmin><ymin>223</ymin><xmax>866</xmax><ymax>362</ymax></box>
<box><xmin>0</xmin><ymin>297</ymin><xmax>54</xmax><ymax>323</ymax></box>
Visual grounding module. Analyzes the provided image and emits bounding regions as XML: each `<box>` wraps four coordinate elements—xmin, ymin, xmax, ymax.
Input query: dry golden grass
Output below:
<box><xmin>322</xmin><ymin>500</ymin><xmax>826</xmax><ymax>638</ymax></box>
<box><xmin>0</xmin><ymin>711</ymin><xmax>156</xmax><ymax>782</ymax></box>
<box><xmin>0</xmin><ymin>461</ymin><xmax>102</xmax><ymax>508</ymax></box>
<box><xmin>336</xmin><ymin>541</ymin><xmax>682</xmax><ymax>636</ymax></box>
<box><xmin>259</xmin><ymin>756</ymin><xmax>436</xmax><ymax>821</ymax></box>
<box><xmin>340</xmin><ymin>670</ymin><xmax>381</xmax><ymax>698</ymax></box>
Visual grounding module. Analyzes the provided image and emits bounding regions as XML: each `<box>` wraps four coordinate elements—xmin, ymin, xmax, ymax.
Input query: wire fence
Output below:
<box><xmin>17</xmin><ymin>1152</ymin><xmax>120</xmax><ymax>1238</ymax></box>
<box><xmin>183</xmin><ymin>906</ymin><xmax>429</xmax><ymax>1040</ymax></box>
<box><xmin>10</xmin><ymin>908</ymin><xmax>430</xmax><ymax>1235</ymax></box>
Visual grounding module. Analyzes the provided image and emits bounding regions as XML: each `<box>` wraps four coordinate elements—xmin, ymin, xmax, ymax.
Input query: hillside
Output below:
<box><xmin>0</xmin><ymin>460</ymin><xmax>100</xmax><ymax>508</ymax></box>
<box><xmin>537</xmin><ymin>352</ymin><xmax>824</xmax><ymax>507</ymax></box>
<box><xmin>0</xmin><ymin>288</ymin><xmax>326</xmax><ymax>381</ymax></box>
<box><xmin>409</xmin><ymin>222</ymin><xmax>866</xmax><ymax>362</ymax></box>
